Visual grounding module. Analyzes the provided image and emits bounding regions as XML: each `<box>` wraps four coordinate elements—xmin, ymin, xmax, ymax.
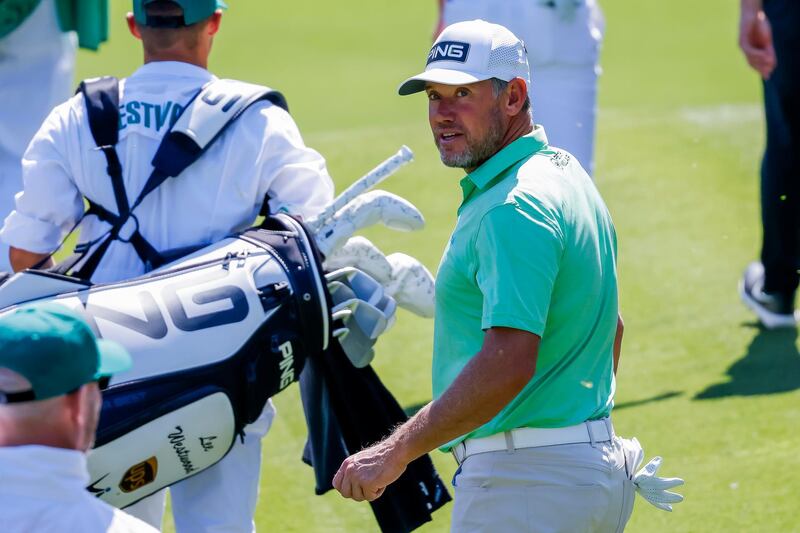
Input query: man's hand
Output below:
<box><xmin>333</xmin><ymin>327</ymin><xmax>539</xmax><ymax>503</ymax></box>
<box><xmin>333</xmin><ymin>440</ymin><xmax>408</xmax><ymax>502</ymax></box>
<box><xmin>739</xmin><ymin>1</ymin><xmax>776</xmax><ymax>79</ymax></box>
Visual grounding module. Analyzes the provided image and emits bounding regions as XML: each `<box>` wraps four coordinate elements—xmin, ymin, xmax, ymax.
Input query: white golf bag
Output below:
<box><xmin>0</xmin><ymin>214</ymin><xmax>355</xmax><ymax>508</ymax></box>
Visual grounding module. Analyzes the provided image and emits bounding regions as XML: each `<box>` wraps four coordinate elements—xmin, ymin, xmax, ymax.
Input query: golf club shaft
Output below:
<box><xmin>307</xmin><ymin>146</ymin><xmax>414</xmax><ymax>232</ymax></box>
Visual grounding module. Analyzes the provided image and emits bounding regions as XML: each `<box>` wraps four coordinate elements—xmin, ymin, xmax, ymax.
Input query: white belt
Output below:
<box><xmin>452</xmin><ymin>418</ymin><xmax>614</xmax><ymax>465</ymax></box>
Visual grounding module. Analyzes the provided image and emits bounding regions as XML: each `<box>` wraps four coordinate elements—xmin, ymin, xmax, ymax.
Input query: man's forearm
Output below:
<box><xmin>333</xmin><ymin>328</ymin><xmax>539</xmax><ymax>501</ymax></box>
<box><xmin>387</xmin><ymin>329</ymin><xmax>539</xmax><ymax>464</ymax></box>
<box><xmin>9</xmin><ymin>247</ymin><xmax>52</xmax><ymax>272</ymax></box>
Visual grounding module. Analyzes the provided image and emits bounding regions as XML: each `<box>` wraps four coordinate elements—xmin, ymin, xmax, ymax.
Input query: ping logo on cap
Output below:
<box><xmin>427</xmin><ymin>41</ymin><xmax>470</xmax><ymax>65</ymax></box>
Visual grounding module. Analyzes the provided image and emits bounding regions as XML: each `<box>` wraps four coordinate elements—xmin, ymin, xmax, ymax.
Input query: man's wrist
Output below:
<box><xmin>386</xmin><ymin>408</ymin><xmax>435</xmax><ymax>465</ymax></box>
<box><xmin>386</xmin><ymin>427</ymin><xmax>422</xmax><ymax>466</ymax></box>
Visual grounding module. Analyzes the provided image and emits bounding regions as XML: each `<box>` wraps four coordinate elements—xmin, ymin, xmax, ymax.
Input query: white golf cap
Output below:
<box><xmin>398</xmin><ymin>19</ymin><xmax>530</xmax><ymax>96</ymax></box>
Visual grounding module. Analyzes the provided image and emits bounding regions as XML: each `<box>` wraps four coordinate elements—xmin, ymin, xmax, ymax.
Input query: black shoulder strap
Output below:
<box><xmin>43</xmin><ymin>78</ymin><xmax>126</xmax><ymax>278</ymax></box>
<box><xmin>79</xmin><ymin>76</ymin><xmax>120</xmax><ymax>147</ymax></box>
<box><xmin>78</xmin><ymin>76</ymin><xmax>130</xmax><ymax>217</ymax></box>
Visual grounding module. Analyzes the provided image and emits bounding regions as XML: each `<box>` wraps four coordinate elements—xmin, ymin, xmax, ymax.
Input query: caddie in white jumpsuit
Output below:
<box><xmin>0</xmin><ymin>1</ymin><xmax>334</xmax><ymax>531</ymax></box>
<box><xmin>0</xmin><ymin>0</ymin><xmax>77</xmax><ymax>272</ymax></box>
<box><xmin>437</xmin><ymin>0</ymin><xmax>604</xmax><ymax>175</ymax></box>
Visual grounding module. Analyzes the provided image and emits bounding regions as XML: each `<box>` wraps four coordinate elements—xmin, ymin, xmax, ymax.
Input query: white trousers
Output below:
<box><xmin>442</xmin><ymin>0</ymin><xmax>604</xmax><ymax>175</ymax></box>
<box><xmin>127</xmin><ymin>400</ymin><xmax>276</xmax><ymax>533</ymax></box>
<box><xmin>0</xmin><ymin>0</ymin><xmax>76</xmax><ymax>272</ymax></box>
<box><xmin>450</xmin><ymin>436</ymin><xmax>636</xmax><ymax>532</ymax></box>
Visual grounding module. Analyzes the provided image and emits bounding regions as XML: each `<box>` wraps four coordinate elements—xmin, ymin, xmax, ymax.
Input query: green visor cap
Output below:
<box><xmin>0</xmin><ymin>302</ymin><xmax>131</xmax><ymax>404</ymax></box>
<box><xmin>133</xmin><ymin>0</ymin><xmax>227</xmax><ymax>27</ymax></box>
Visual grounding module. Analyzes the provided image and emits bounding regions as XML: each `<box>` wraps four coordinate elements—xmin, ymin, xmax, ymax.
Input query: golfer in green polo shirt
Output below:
<box><xmin>334</xmin><ymin>20</ymin><xmax>683</xmax><ymax>531</ymax></box>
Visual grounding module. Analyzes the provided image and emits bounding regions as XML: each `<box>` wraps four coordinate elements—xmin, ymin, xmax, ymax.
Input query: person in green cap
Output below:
<box><xmin>0</xmin><ymin>302</ymin><xmax>157</xmax><ymax>532</ymax></box>
<box><xmin>1</xmin><ymin>0</ymin><xmax>334</xmax><ymax>531</ymax></box>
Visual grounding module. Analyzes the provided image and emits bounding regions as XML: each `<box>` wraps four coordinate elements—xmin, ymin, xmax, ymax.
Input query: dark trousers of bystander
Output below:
<box><xmin>760</xmin><ymin>0</ymin><xmax>800</xmax><ymax>300</ymax></box>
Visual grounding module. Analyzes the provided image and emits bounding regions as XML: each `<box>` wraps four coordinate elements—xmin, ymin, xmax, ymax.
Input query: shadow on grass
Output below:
<box><xmin>614</xmin><ymin>391</ymin><xmax>683</xmax><ymax>410</ymax></box>
<box><xmin>695</xmin><ymin>324</ymin><xmax>800</xmax><ymax>399</ymax></box>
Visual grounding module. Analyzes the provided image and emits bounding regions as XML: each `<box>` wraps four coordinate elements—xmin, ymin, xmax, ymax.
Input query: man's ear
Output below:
<box><xmin>60</xmin><ymin>387</ymin><xmax>86</xmax><ymax>448</ymax></box>
<box><xmin>126</xmin><ymin>12</ymin><xmax>142</xmax><ymax>40</ymax></box>
<box><xmin>504</xmin><ymin>78</ymin><xmax>528</xmax><ymax>117</ymax></box>
<box><xmin>207</xmin><ymin>10</ymin><xmax>222</xmax><ymax>36</ymax></box>
<box><xmin>63</xmin><ymin>386</ymin><xmax>84</xmax><ymax>426</ymax></box>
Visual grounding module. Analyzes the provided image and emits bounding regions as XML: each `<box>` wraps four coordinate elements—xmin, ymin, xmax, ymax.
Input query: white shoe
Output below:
<box><xmin>739</xmin><ymin>262</ymin><xmax>798</xmax><ymax>329</ymax></box>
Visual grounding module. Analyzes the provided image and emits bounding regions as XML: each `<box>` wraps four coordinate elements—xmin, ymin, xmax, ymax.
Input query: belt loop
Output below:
<box><xmin>452</xmin><ymin>442</ymin><xmax>465</xmax><ymax>465</ymax></box>
<box><xmin>586</xmin><ymin>420</ymin><xmax>597</xmax><ymax>447</ymax></box>
<box><xmin>504</xmin><ymin>431</ymin><xmax>515</xmax><ymax>453</ymax></box>
<box><xmin>604</xmin><ymin>417</ymin><xmax>614</xmax><ymax>440</ymax></box>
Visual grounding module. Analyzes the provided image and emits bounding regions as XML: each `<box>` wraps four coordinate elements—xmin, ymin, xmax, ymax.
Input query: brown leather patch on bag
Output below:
<box><xmin>119</xmin><ymin>456</ymin><xmax>158</xmax><ymax>493</ymax></box>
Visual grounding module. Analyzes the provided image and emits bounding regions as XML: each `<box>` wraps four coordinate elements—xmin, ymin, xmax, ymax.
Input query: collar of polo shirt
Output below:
<box><xmin>458</xmin><ymin>126</ymin><xmax>549</xmax><ymax>207</ymax></box>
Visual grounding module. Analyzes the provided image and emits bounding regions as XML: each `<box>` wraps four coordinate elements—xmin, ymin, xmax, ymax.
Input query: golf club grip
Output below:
<box><xmin>308</xmin><ymin>146</ymin><xmax>414</xmax><ymax>232</ymax></box>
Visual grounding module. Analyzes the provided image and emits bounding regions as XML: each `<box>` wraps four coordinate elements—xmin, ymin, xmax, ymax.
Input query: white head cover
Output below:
<box><xmin>397</xmin><ymin>19</ymin><xmax>530</xmax><ymax>96</ymax></box>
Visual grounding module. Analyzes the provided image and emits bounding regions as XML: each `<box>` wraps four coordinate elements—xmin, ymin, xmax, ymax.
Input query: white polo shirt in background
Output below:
<box><xmin>0</xmin><ymin>0</ymin><xmax>76</xmax><ymax>273</ymax></box>
<box><xmin>0</xmin><ymin>60</ymin><xmax>334</xmax><ymax>283</ymax></box>
<box><xmin>0</xmin><ymin>445</ymin><xmax>157</xmax><ymax>533</ymax></box>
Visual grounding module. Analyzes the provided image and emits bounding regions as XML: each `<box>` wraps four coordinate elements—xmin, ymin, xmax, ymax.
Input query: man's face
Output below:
<box><xmin>426</xmin><ymin>79</ymin><xmax>506</xmax><ymax>170</ymax></box>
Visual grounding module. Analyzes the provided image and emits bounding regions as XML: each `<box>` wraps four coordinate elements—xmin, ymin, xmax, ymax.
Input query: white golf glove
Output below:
<box><xmin>632</xmin><ymin>456</ymin><xmax>685</xmax><ymax>512</ymax></box>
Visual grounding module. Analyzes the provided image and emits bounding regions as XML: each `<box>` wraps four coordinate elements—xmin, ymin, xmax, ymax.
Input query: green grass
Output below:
<box><xmin>73</xmin><ymin>1</ymin><xmax>800</xmax><ymax>531</ymax></box>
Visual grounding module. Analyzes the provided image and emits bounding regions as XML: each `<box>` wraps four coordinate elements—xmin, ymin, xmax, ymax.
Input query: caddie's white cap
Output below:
<box><xmin>398</xmin><ymin>19</ymin><xmax>530</xmax><ymax>96</ymax></box>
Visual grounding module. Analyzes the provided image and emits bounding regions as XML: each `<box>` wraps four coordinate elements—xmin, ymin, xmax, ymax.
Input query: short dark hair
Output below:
<box><xmin>144</xmin><ymin>1</ymin><xmax>186</xmax><ymax>28</ymax></box>
<box><xmin>138</xmin><ymin>1</ymin><xmax>203</xmax><ymax>51</ymax></box>
<box><xmin>490</xmin><ymin>78</ymin><xmax>531</xmax><ymax>114</ymax></box>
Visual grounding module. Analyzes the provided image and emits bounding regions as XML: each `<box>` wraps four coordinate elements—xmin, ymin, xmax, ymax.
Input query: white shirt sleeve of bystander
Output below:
<box><xmin>0</xmin><ymin>101</ymin><xmax>84</xmax><ymax>254</ymax></box>
<box><xmin>256</xmin><ymin>104</ymin><xmax>334</xmax><ymax>220</ymax></box>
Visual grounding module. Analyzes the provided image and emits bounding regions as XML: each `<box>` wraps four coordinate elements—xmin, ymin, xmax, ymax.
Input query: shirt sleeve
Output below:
<box><xmin>0</xmin><ymin>102</ymin><xmax>84</xmax><ymax>254</ymax></box>
<box><xmin>475</xmin><ymin>200</ymin><xmax>564</xmax><ymax>336</ymax></box>
<box><xmin>257</xmin><ymin>105</ymin><xmax>334</xmax><ymax>219</ymax></box>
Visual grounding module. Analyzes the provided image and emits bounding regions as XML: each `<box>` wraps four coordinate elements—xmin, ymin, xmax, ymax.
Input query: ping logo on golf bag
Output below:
<box><xmin>427</xmin><ymin>41</ymin><xmax>470</xmax><ymax>64</ymax></box>
<box><xmin>119</xmin><ymin>456</ymin><xmax>158</xmax><ymax>493</ymax></box>
<box><xmin>278</xmin><ymin>341</ymin><xmax>294</xmax><ymax>390</ymax></box>
<box><xmin>79</xmin><ymin>270</ymin><xmax>250</xmax><ymax>339</ymax></box>
<box><xmin>163</xmin><ymin>270</ymin><xmax>249</xmax><ymax>332</ymax></box>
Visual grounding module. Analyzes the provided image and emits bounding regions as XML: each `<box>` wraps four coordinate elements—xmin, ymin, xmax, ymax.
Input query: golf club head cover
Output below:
<box><xmin>326</xmin><ymin>237</ymin><xmax>435</xmax><ymax>318</ymax></box>
<box><xmin>327</xmin><ymin>267</ymin><xmax>397</xmax><ymax>368</ymax></box>
<box><xmin>315</xmin><ymin>190</ymin><xmax>424</xmax><ymax>256</ymax></box>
